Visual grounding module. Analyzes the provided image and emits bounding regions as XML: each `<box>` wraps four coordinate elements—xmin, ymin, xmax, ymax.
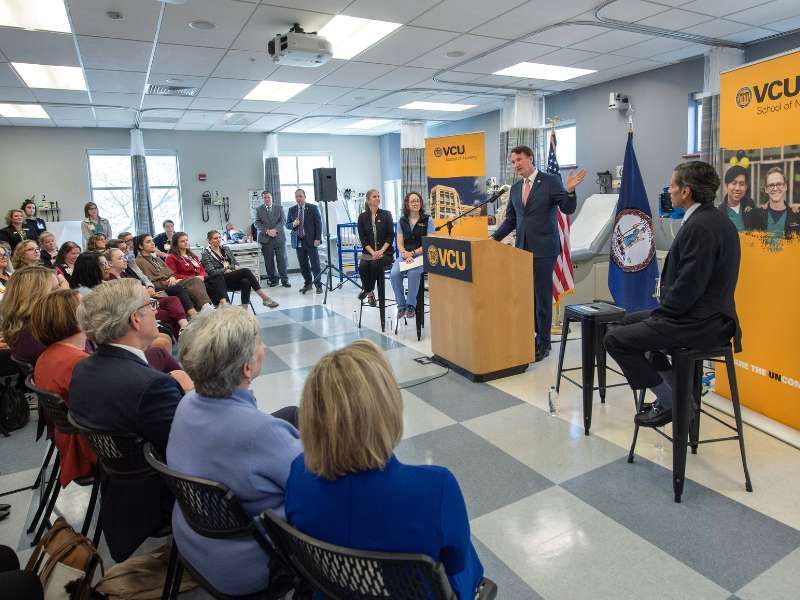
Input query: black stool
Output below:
<box><xmin>627</xmin><ymin>344</ymin><xmax>753</xmax><ymax>503</ymax></box>
<box><xmin>555</xmin><ymin>302</ymin><xmax>628</xmax><ymax>435</ymax></box>
<box><xmin>394</xmin><ymin>273</ymin><xmax>427</xmax><ymax>341</ymax></box>
<box><xmin>358</xmin><ymin>269</ymin><xmax>395</xmax><ymax>333</ymax></box>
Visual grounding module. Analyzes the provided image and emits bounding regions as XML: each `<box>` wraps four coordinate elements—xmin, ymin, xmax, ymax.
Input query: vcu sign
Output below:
<box><xmin>423</xmin><ymin>237</ymin><xmax>472</xmax><ymax>282</ymax></box>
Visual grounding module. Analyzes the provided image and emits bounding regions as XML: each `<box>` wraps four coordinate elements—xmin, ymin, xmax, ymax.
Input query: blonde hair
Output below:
<box><xmin>0</xmin><ymin>266</ymin><xmax>55</xmax><ymax>346</ymax></box>
<box><xmin>300</xmin><ymin>340</ymin><xmax>402</xmax><ymax>480</ymax></box>
<box><xmin>11</xmin><ymin>240</ymin><xmax>39</xmax><ymax>270</ymax></box>
<box><xmin>5</xmin><ymin>209</ymin><xmax>23</xmax><ymax>227</ymax></box>
<box><xmin>364</xmin><ymin>188</ymin><xmax>380</xmax><ymax>211</ymax></box>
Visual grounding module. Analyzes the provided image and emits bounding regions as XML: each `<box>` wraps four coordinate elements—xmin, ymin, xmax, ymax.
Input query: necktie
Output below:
<box><xmin>522</xmin><ymin>178</ymin><xmax>532</xmax><ymax>207</ymax></box>
<box><xmin>298</xmin><ymin>206</ymin><xmax>305</xmax><ymax>239</ymax></box>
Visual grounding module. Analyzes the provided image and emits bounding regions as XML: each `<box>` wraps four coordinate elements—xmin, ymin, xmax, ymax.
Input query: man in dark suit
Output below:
<box><xmin>69</xmin><ymin>278</ymin><xmax>183</xmax><ymax>561</ymax></box>
<box><xmin>286</xmin><ymin>188</ymin><xmax>323</xmax><ymax>294</ymax></box>
<box><xmin>255</xmin><ymin>191</ymin><xmax>290</xmax><ymax>288</ymax></box>
<box><xmin>605</xmin><ymin>161</ymin><xmax>741</xmax><ymax>427</ymax></box>
<box><xmin>492</xmin><ymin>145</ymin><xmax>586</xmax><ymax>361</ymax></box>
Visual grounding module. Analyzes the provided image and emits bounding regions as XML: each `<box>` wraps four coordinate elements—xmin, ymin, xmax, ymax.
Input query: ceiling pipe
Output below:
<box><xmin>135</xmin><ymin>0</ymin><xmax>166</xmax><ymax>127</ymax></box>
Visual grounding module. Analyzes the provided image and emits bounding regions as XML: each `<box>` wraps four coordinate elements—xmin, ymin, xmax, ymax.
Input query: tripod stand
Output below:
<box><xmin>316</xmin><ymin>199</ymin><xmax>362</xmax><ymax>305</ymax></box>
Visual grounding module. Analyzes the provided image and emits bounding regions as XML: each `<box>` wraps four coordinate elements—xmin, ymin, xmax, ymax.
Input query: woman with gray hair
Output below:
<box><xmin>166</xmin><ymin>305</ymin><xmax>301</xmax><ymax>596</ymax></box>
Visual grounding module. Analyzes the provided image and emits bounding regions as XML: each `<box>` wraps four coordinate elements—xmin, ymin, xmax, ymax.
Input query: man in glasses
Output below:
<box><xmin>750</xmin><ymin>166</ymin><xmax>800</xmax><ymax>239</ymax></box>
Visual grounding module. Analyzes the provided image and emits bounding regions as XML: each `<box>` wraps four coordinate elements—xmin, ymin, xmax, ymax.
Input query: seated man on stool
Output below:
<box><xmin>604</xmin><ymin>161</ymin><xmax>741</xmax><ymax>428</ymax></box>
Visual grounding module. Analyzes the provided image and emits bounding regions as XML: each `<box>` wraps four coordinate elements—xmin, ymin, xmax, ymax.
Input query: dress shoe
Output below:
<box><xmin>263</xmin><ymin>297</ymin><xmax>279</xmax><ymax>308</ymax></box>
<box><xmin>535</xmin><ymin>347</ymin><xmax>551</xmax><ymax>362</ymax></box>
<box><xmin>315</xmin><ymin>286</ymin><xmax>323</xmax><ymax>294</ymax></box>
<box><xmin>358</xmin><ymin>290</ymin><xmax>370</xmax><ymax>300</ymax></box>
<box><xmin>281</xmin><ymin>281</ymin><xmax>291</xmax><ymax>288</ymax></box>
<box><xmin>405</xmin><ymin>307</ymin><xmax>416</xmax><ymax>319</ymax></box>
<box><xmin>368</xmin><ymin>293</ymin><xmax>377</xmax><ymax>307</ymax></box>
<box><xmin>299</xmin><ymin>284</ymin><xmax>312</xmax><ymax>294</ymax></box>
<box><xmin>267</xmin><ymin>281</ymin><xmax>279</xmax><ymax>287</ymax></box>
<box><xmin>634</xmin><ymin>404</ymin><xmax>673</xmax><ymax>427</ymax></box>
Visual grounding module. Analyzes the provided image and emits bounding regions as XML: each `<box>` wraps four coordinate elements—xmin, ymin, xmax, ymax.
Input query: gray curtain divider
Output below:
<box><xmin>401</xmin><ymin>147</ymin><xmax>426</xmax><ymax>202</ymax></box>
<box><xmin>701</xmin><ymin>95</ymin><xmax>721</xmax><ymax>171</ymax></box>
<box><xmin>264</xmin><ymin>157</ymin><xmax>281</xmax><ymax>203</ymax></box>
<box><xmin>499</xmin><ymin>127</ymin><xmax>546</xmax><ymax>186</ymax></box>
<box><xmin>131</xmin><ymin>154</ymin><xmax>154</xmax><ymax>235</ymax></box>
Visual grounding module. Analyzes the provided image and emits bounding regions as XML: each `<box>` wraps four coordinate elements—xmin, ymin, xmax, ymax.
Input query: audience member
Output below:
<box><xmin>167</xmin><ymin>305</ymin><xmax>301</xmax><ymax>595</ymax></box>
<box><xmin>69</xmin><ymin>278</ymin><xmax>183</xmax><ymax>561</ymax></box>
<box><xmin>153</xmin><ymin>219</ymin><xmax>176</xmax><ymax>257</ymax></box>
<box><xmin>255</xmin><ymin>191</ymin><xmax>289</xmax><ymax>288</ymax></box>
<box><xmin>201</xmin><ymin>230</ymin><xmax>278</xmax><ymax>308</ymax></box>
<box><xmin>86</xmin><ymin>233</ymin><xmax>107</xmax><ymax>251</ymax></box>
<box><xmin>11</xmin><ymin>240</ymin><xmax>40</xmax><ymax>270</ymax></box>
<box><xmin>80</xmin><ymin>202</ymin><xmax>112</xmax><ymax>246</ymax></box>
<box><xmin>38</xmin><ymin>232</ymin><xmax>58</xmax><ymax>269</ymax></box>
<box><xmin>0</xmin><ymin>245</ymin><xmax>10</xmax><ymax>296</ymax></box>
<box><xmin>31</xmin><ymin>289</ymin><xmax>96</xmax><ymax>486</ymax></box>
<box><xmin>135</xmin><ymin>234</ymin><xmax>209</xmax><ymax>313</ymax></box>
<box><xmin>0</xmin><ymin>545</ymin><xmax>43</xmax><ymax>600</ymax></box>
<box><xmin>118</xmin><ymin>232</ymin><xmax>135</xmax><ymax>262</ymax></box>
<box><xmin>357</xmin><ymin>189</ymin><xmax>394</xmax><ymax>305</ymax></box>
<box><xmin>0</xmin><ymin>209</ymin><xmax>30</xmax><ymax>251</ymax></box>
<box><xmin>55</xmin><ymin>241</ymin><xmax>81</xmax><ymax>285</ymax></box>
<box><xmin>21</xmin><ymin>200</ymin><xmax>46</xmax><ymax>241</ymax></box>
<box><xmin>166</xmin><ymin>232</ymin><xmax>227</xmax><ymax>306</ymax></box>
<box><xmin>0</xmin><ymin>266</ymin><xmax>59</xmax><ymax>364</ymax></box>
<box><xmin>285</xmin><ymin>340</ymin><xmax>484</xmax><ymax>600</ymax></box>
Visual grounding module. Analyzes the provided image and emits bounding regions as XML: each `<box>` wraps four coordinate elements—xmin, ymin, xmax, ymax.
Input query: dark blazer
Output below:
<box><xmin>492</xmin><ymin>171</ymin><xmax>577</xmax><ymax>258</ymax></box>
<box><xmin>153</xmin><ymin>232</ymin><xmax>173</xmax><ymax>253</ymax></box>
<box><xmin>286</xmin><ymin>202</ymin><xmax>322</xmax><ymax>249</ymax></box>
<box><xmin>652</xmin><ymin>203</ymin><xmax>742</xmax><ymax>351</ymax></box>
<box><xmin>0</xmin><ymin>226</ymin><xmax>29</xmax><ymax>251</ymax></box>
<box><xmin>24</xmin><ymin>217</ymin><xmax>46</xmax><ymax>240</ymax></box>
<box><xmin>745</xmin><ymin>205</ymin><xmax>800</xmax><ymax>238</ymax></box>
<box><xmin>69</xmin><ymin>344</ymin><xmax>183</xmax><ymax>561</ymax></box>
<box><xmin>200</xmin><ymin>245</ymin><xmax>239</xmax><ymax>278</ymax></box>
<box><xmin>357</xmin><ymin>208</ymin><xmax>395</xmax><ymax>253</ymax></box>
<box><xmin>254</xmin><ymin>203</ymin><xmax>286</xmax><ymax>244</ymax></box>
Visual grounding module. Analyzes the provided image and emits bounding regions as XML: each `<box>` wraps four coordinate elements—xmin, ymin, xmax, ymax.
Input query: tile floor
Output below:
<box><xmin>2</xmin><ymin>273</ymin><xmax>800</xmax><ymax>599</ymax></box>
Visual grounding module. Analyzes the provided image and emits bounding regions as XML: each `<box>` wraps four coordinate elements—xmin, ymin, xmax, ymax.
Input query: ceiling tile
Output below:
<box><xmin>290</xmin><ymin>85</ymin><xmax>353</xmax><ymax>104</ymax></box>
<box><xmin>0</xmin><ymin>30</ymin><xmax>79</xmax><ymax>66</ymax></box>
<box><xmin>52</xmin><ymin>119</ymin><xmax>97</xmax><ymax>128</ymax></box>
<box><xmin>7</xmin><ymin>118</ymin><xmax>54</xmax><ymax>127</ymax></box>
<box><xmin>208</xmin><ymin>124</ymin><xmax>245</xmax><ymax>132</ymax></box>
<box><xmin>406</xmin><ymin>34</ymin><xmax>504</xmax><ymax>70</ymax></box>
<box><xmin>151</xmin><ymin>44</ymin><xmax>226</xmax><ymax>76</ymax></box>
<box><xmin>636</xmin><ymin>8</ymin><xmax>713</xmax><ymax>29</ymax></box>
<box><xmin>368</xmin><ymin>90</ymin><xmax>431</xmax><ymax>107</ymax></box>
<box><xmin>85</xmin><ymin>69</ymin><xmax>146</xmax><ymax>94</ymax></box>
<box><xmin>97</xmin><ymin>120</ymin><xmax>135</xmax><ymax>128</ymax></box>
<box><xmin>33</xmin><ymin>90</ymin><xmax>91</xmax><ymax>103</ymax></box>
<box><xmin>232</xmin><ymin>5</ymin><xmax>334</xmax><ymax>51</ymax></box>
<box><xmin>355</xmin><ymin>26</ymin><xmax>460</xmax><ymax>67</ymax></box>
<box><xmin>189</xmin><ymin>97</ymin><xmax>237</xmax><ymax>111</ymax></box>
<box><xmin>179</xmin><ymin>111</ymin><xmax>226</xmax><ymax>124</ymax></box>
<box><xmin>326</xmin><ymin>88</ymin><xmax>388</xmax><ymax>107</ymax></box>
<box><xmin>317</xmin><ymin>61</ymin><xmax>395</xmax><ymax>87</ymax></box>
<box><xmin>722</xmin><ymin>27</ymin><xmax>779</xmax><ymax>43</ymax></box>
<box><xmin>342</xmin><ymin>0</ymin><xmax>441</xmax><ymax>24</ymax></box>
<box><xmin>455</xmin><ymin>42</ymin><xmax>557</xmax><ymax>75</ymax></box>
<box><xmin>158</xmin><ymin>0</ymin><xmax>257</xmax><ymax>49</ymax></box>
<box><xmin>141</xmin><ymin>96</ymin><xmax>194</xmax><ymax>109</ymax></box>
<box><xmin>197</xmin><ymin>77</ymin><xmax>261</xmax><ymax>99</ymax></box>
<box><xmin>0</xmin><ymin>64</ymin><xmax>24</xmax><ymax>87</ymax></box>
<box><xmin>212</xmin><ymin>50</ymin><xmax>279</xmax><ymax>80</ymax></box>
<box><xmin>142</xmin><ymin>109</ymin><xmax>185</xmax><ymax>118</ymax></box>
<box><xmin>656</xmin><ymin>43</ymin><xmax>706</xmax><ymax>62</ymax></box>
<box><xmin>681</xmin><ymin>19</ymin><xmax>748</xmax><ymax>37</ymax></box>
<box><xmin>141</xmin><ymin>122</ymin><xmax>175</xmax><ymax>130</ymax></box>
<box><xmin>302</xmin><ymin>105</ymin><xmax>354</xmax><ymax>116</ymax></box>
<box><xmin>534</xmin><ymin>47</ymin><xmax>599</xmax><ymax>66</ymax></box>
<box><xmin>94</xmin><ymin>107</ymin><xmax>136</xmax><ymax>121</ymax></box>
<box><xmin>596</xmin><ymin>0</ymin><xmax>670</xmax><ymax>22</ymax></box>
<box><xmin>679</xmin><ymin>0</ymin><xmax>768</xmax><ymax>18</ymax></box>
<box><xmin>45</xmin><ymin>105</ymin><xmax>95</xmax><ymax>119</ymax></box>
<box><xmin>365</xmin><ymin>66</ymin><xmax>436</xmax><ymax>91</ymax></box>
<box><xmin>763</xmin><ymin>14</ymin><xmax>800</xmax><ymax>32</ymax></box>
<box><xmin>266</xmin><ymin>61</ymin><xmax>346</xmax><ymax>84</ymax></box>
<box><xmin>571</xmin><ymin>30</ymin><xmax>654</xmax><ymax>53</ymax></box>
<box><xmin>612</xmin><ymin>37</ymin><xmax>693</xmax><ymax>59</ymax></box>
<box><xmin>410</xmin><ymin>0</ymin><xmax>526</xmax><ymax>33</ymax></box>
<box><xmin>571</xmin><ymin>53</ymin><xmax>636</xmax><ymax>70</ymax></box>
<box><xmin>266</xmin><ymin>102</ymin><xmax>320</xmax><ymax>116</ymax></box>
<box><xmin>91</xmin><ymin>92</ymin><xmax>141</xmax><ymax>108</ymax></box>
<box><xmin>246</xmin><ymin>114</ymin><xmax>297</xmax><ymax>130</ymax></box>
<box><xmin>174</xmin><ymin>123</ymin><xmax>209</xmax><ymax>131</ymax></box>
<box><xmin>525</xmin><ymin>24</ymin><xmax>609</xmax><ymax>47</ymax></box>
<box><xmin>265</xmin><ymin>0</ymin><xmax>350</xmax><ymax>11</ymax></box>
<box><xmin>69</xmin><ymin>0</ymin><xmax>160</xmax><ymax>42</ymax></box>
<box><xmin>78</xmin><ymin>37</ymin><xmax>152</xmax><ymax>71</ymax></box>
<box><xmin>726</xmin><ymin>0</ymin><xmax>799</xmax><ymax>27</ymax></box>
<box><xmin>472</xmin><ymin>0</ymin><xmax>600</xmax><ymax>39</ymax></box>
<box><xmin>231</xmin><ymin>99</ymin><xmax>282</xmax><ymax>112</ymax></box>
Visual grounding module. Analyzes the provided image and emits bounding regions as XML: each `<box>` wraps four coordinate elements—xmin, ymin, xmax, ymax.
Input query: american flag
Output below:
<box><xmin>548</xmin><ymin>128</ymin><xmax>574</xmax><ymax>303</ymax></box>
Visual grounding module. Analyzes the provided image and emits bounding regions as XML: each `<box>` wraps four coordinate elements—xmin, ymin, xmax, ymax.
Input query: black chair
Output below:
<box><xmin>143</xmin><ymin>443</ymin><xmax>301</xmax><ymax>600</ymax></box>
<box><xmin>628</xmin><ymin>344</ymin><xmax>753</xmax><ymax>503</ymax></box>
<box><xmin>228</xmin><ymin>290</ymin><xmax>256</xmax><ymax>315</ymax></box>
<box><xmin>24</xmin><ymin>375</ymin><xmax>100</xmax><ymax>546</ymax></box>
<box><xmin>260</xmin><ymin>511</ymin><xmax>498</xmax><ymax>600</ymax></box>
<box><xmin>394</xmin><ymin>272</ymin><xmax>427</xmax><ymax>341</ymax></box>
<box><xmin>358</xmin><ymin>267</ymin><xmax>396</xmax><ymax>333</ymax></box>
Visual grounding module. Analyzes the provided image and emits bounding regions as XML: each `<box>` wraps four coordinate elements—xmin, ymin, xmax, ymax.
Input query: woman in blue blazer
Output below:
<box><xmin>285</xmin><ymin>340</ymin><xmax>484</xmax><ymax>599</ymax></box>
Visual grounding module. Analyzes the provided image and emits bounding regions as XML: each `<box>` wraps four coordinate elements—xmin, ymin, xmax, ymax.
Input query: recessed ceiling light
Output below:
<box><xmin>0</xmin><ymin>0</ymin><xmax>71</xmax><ymax>33</ymax></box>
<box><xmin>189</xmin><ymin>20</ymin><xmax>215</xmax><ymax>30</ymax></box>
<box><xmin>400</xmin><ymin>101</ymin><xmax>477</xmax><ymax>112</ymax></box>
<box><xmin>244</xmin><ymin>80</ymin><xmax>309</xmax><ymax>102</ymax></box>
<box><xmin>11</xmin><ymin>63</ymin><xmax>87</xmax><ymax>91</ymax></box>
<box><xmin>319</xmin><ymin>15</ymin><xmax>401</xmax><ymax>60</ymax></box>
<box><xmin>493</xmin><ymin>62</ymin><xmax>595</xmax><ymax>81</ymax></box>
<box><xmin>0</xmin><ymin>103</ymin><xmax>49</xmax><ymax>119</ymax></box>
<box><xmin>446</xmin><ymin>50</ymin><xmax>465</xmax><ymax>58</ymax></box>
<box><xmin>165</xmin><ymin>78</ymin><xmax>184</xmax><ymax>84</ymax></box>
<box><xmin>346</xmin><ymin>119</ymin><xmax>392</xmax><ymax>130</ymax></box>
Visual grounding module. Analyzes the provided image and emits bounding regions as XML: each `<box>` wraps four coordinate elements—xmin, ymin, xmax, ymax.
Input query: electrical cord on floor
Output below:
<box><xmin>399</xmin><ymin>365</ymin><xmax>450</xmax><ymax>390</ymax></box>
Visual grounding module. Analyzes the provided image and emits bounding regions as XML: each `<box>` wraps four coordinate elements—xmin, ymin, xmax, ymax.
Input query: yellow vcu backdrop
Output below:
<box><xmin>425</xmin><ymin>132</ymin><xmax>486</xmax><ymax>178</ymax></box>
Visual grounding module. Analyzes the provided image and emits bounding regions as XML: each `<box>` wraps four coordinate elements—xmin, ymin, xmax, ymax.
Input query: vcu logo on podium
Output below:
<box><xmin>423</xmin><ymin>238</ymin><xmax>472</xmax><ymax>282</ymax></box>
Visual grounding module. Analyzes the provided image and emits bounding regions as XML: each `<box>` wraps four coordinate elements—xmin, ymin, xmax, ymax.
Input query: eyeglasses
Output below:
<box><xmin>765</xmin><ymin>183</ymin><xmax>786</xmax><ymax>190</ymax></box>
<box><xmin>134</xmin><ymin>298</ymin><xmax>159</xmax><ymax>313</ymax></box>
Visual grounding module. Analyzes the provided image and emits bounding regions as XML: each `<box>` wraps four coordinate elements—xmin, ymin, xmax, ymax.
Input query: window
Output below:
<box><xmin>87</xmin><ymin>151</ymin><xmax>183</xmax><ymax>237</ymax></box>
<box><xmin>278</xmin><ymin>153</ymin><xmax>332</xmax><ymax>205</ymax></box>
<box><xmin>554</xmin><ymin>124</ymin><xmax>576</xmax><ymax>168</ymax></box>
<box><xmin>688</xmin><ymin>94</ymin><xmax>702</xmax><ymax>154</ymax></box>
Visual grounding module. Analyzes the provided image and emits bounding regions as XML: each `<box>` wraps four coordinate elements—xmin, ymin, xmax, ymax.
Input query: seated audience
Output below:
<box><xmin>166</xmin><ymin>232</ymin><xmax>227</xmax><ymax>306</ymax></box>
<box><xmin>167</xmin><ymin>306</ymin><xmax>301</xmax><ymax>596</ymax></box>
<box><xmin>69</xmin><ymin>278</ymin><xmax>183</xmax><ymax>561</ymax></box>
<box><xmin>390</xmin><ymin>192</ymin><xmax>434</xmax><ymax>319</ymax></box>
<box><xmin>86</xmin><ymin>233</ymin><xmax>107</xmax><ymax>251</ymax></box>
<box><xmin>136</xmin><ymin>234</ymin><xmax>211</xmax><ymax>313</ymax></box>
<box><xmin>38</xmin><ymin>232</ymin><xmax>58</xmax><ymax>269</ymax></box>
<box><xmin>55</xmin><ymin>241</ymin><xmax>81</xmax><ymax>285</ymax></box>
<box><xmin>153</xmin><ymin>219</ymin><xmax>175</xmax><ymax>257</ymax></box>
<box><xmin>80</xmin><ymin>202</ymin><xmax>112</xmax><ymax>247</ymax></box>
<box><xmin>1</xmin><ymin>266</ymin><xmax>60</xmax><ymax>364</ymax></box>
<box><xmin>21</xmin><ymin>200</ymin><xmax>47</xmax><ymax>241</ymax></box>
<box><xmin>105</xmin><ymin>247</ymin><xmax>188</xmax><ymax>335</ymax></box>
<box><xmin>31</xmin><ymin>289</ymin><xmax>96</xmax><ymax>486</ymax></box>
<box><xmin>285</xmin><ymin>340</ymin><xmax>484</xmax><ymax>600</ymax></box>
<box><xmin>0</xmin><ymin>243</ymin><xmax>11</xmax><ymax>296</ymax></box>
<box><xmin>0</xmin><ymin>209</ymin><xmax>30</xmax><ymax>251</ymax></box>
<box><xmin>201</xmin><ymin>230</ymin><xmax>278</xmax><ymax>309</ymax></box>
<box><xmin>11</xmin><ymin>239</ymin><xmax>40</xmax><ymax>270</ymax></box>
<box><xmin>117</xmin><ymin>232</ymin><xmax>135</xmax><ymax>262</ymax></box>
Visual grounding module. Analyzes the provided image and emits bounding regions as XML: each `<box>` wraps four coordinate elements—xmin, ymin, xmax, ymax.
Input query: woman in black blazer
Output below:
<box><xmin>357</xmin><ymin>189</ymin><xmax>394</xmax><ymax>305</ymax></box>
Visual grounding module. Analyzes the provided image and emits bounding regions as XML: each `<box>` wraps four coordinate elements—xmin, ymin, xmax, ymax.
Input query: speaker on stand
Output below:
<box><xmin>313</xmin><ymin>167</ymin><xmax>363</xmax><ymax>304</ymax></box>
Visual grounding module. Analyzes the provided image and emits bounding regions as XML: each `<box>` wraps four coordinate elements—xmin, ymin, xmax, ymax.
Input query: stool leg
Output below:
<box><xmin>378</xmin><ymin>275</ymin><xmax>386</xmax><ymax>332</ymax></box>
<box><xmin>725</xmin><ymin>350</ymin><xmax>753</xmax><ymax>492</ymax></box>
<box><xmin>628</xmin><ymin>389</ymin><xmax>646</xmax><ymax>463</ymax></box>
<box><xmin>358</xmin><ymin>301</ymin><xmax>363</xmax><ymax>330</ymax></box>
<box><xmin>28</xmin><ymin>453</ymin><xmax>60</xmax><ymax>534</ymax></box>
<box><xmin>416</xmin><ymin>282</ymin><xmax>424</xmax><ymax>341</ymax></box>
<box><xmin>81</xmin><ymin>475</ymin><xmax>101</xmax><ymax>536</ymax></box>
<box><xmin>689</xmin><ymin>360</ymin><xmax>703</xmax><ymax>455</ymax></box>
<box><xmin>32</xmin><ymin>477</ymin><xmax>61</xmax><ymax>545</ymax></box>
<box><xmin>162</xmin><ymin>542</ymin><xmax>178</xmax><ymax>600</ymax></box>
<box><xmin>555</xmin><ymin>318</ymin><xmax>571</xmax><ymax>394</ymax></box>
<box><xmin>581</xmin><ymin>319</ymin><xmax>596</xmax><ymax>435</ymax></box>
<box><xmin>672</xmin><ymin>352</ymin><xmax>691</xmax><ymax>503</ymax></box>
<box><xmin>32</xmin><ymin>440</ymin><xmax>55</xmax><ymax>490</ymax></box>
<box><xmin>596</xmin><ymin>323</ymin><xmax>608</xmax><ymax>404</ymax></box>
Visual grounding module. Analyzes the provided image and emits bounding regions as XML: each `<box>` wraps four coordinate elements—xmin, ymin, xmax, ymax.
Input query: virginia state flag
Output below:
<box><xmin>608</xmin><ymin>132</ymin><xmax>659</xmax><ymax>312</ymax></box>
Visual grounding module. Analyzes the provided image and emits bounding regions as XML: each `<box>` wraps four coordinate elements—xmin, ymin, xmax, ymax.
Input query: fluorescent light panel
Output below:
<box><xmin>0</xmin><ymin>0</ymin><xmax>71</xmax><ymax>33</ymax></box>
<box><xmin>12</xmin><ymin>63</ymin><xmax>86</xmax><ymax>90</ymax></box>
<box><xmin>244</xmin><ymin>81</ymin><xmax>309</xmax><ymax>102</ymax></box>
<box><xmin>319</xmin><ymin>15</ymin><xmax>401</xmax><ymax>60</ymax></box>
<box><xmin>0</xmin><ymin>103</ymin><xmax>49</xmax><ymax>118</ymax></box>
<box><xmin>400</xmin><ymin>101</ymin><xmax>477</xmax><ymax>112</ymax></box>
<box><xmin>493</xmin><ymin>62</ymin><xmax>595</xmax><ymax>81</ymax></box>
<box><xmin>346</xmin><ymin>119</ymin><xmax>392</xmax><ymax>130</ymax></box>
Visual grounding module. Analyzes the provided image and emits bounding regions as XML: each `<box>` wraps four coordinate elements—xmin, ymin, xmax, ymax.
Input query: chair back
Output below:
<box><xmin>143</xmin><ymin>442</ymin><xmax>254</xmax><ymax>540</ymax></box>
<box><xmin>67</xmin><ymin>412</ymin><xmax>153</xmax><ymax>479</ymax></box>
<box><xmin>10</xmin><ymin>355</ymin><xmax>33</xmax><ymax>377</ymax></box>
<box><xmin>259</xmin><ymin>511</ymin><xmax>456</xmax><ymax>600</ymax></box>
<box><xmin>25</xmin><ymin>374</ymin><xmax>75</xmax><ymax>435</ymax></box>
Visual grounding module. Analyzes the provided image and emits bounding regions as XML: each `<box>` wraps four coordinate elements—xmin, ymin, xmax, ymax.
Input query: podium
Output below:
<box><xmin>422</xmin><ymin>236</ymin><xmax>534</xmax><ymax>382</ymax></box>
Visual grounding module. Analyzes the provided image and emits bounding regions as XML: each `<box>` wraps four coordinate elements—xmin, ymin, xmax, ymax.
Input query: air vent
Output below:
<box><xmin>145</xmin><ymin>84</ymin><xmax>198</xmax><ymax>97</ymax></box>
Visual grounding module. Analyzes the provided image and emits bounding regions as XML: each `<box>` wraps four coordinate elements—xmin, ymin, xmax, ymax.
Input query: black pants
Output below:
<box><xmin>359</xmin><ymin>255</ymin><xmax>393</xmax><ymax>294</ymax></box>
<box><xmin>203</xmin><ymin>272</ymin><xmax>228</xmax><ymax>306</ymax></box>
<box><xmin>296</xmin><ymin>243</ymin><xmax>321</xmax><ymax>288</ymax></box>
<box><xmin>533</xmin><ymin>255</ymin><xmax>557</xmax><ymax>350</ymax></box>
<box><xmin>164</xmin><ymin>284</ymin><xmax>193</xmax><ymax>313</ymax></box>
<box><xmin>261</xmin><ymin>239</ymin><xmax>288</xmax><ymax>285</ymax></box>
<box><xmin>223</xmin><ymin>269</ymin><xmax>261</xmax><ymax>305</ymax></box>
<box><xmin>0</xmin><ymin>546</ymin><xmax>43</xmax><ymax>600</ymax></box>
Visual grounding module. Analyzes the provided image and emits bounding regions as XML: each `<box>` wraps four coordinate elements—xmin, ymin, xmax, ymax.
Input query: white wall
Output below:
<box><xmin>0</xmin><ymin>126</ymin><xmax>381</xmax><ymax>244</ymax></box>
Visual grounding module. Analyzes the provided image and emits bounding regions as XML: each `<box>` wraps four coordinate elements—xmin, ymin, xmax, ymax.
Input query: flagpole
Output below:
<box><xmin>550</xmin><ymin>114</ymin><xmax>563</xmax><ymax>337</ymax></box>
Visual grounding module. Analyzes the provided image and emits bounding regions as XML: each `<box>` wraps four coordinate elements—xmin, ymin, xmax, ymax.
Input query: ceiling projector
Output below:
<box><xmin>268</xmin><ymin>24</ymin><xmax>332</xmax><ymax>68</ymax></box>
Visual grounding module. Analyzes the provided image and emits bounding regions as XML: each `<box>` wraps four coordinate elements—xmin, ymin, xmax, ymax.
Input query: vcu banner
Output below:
<box><xmin>425</xmin><ymin>132</ymin><xmax>486</xmax><ymax>223</ymax></box>
<box><xmin>717</xmin><ymin>49</ymin><xmax>800</xmax><ymax>432</ymax></box>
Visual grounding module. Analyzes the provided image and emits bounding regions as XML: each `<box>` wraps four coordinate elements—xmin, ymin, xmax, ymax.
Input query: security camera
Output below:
<box><xmin>609</xmin><ymin>92</ymin><xmax>629</xmax><ymax>111</ymax></box>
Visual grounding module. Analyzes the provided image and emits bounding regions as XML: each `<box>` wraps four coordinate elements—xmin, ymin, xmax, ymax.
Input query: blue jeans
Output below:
<box><xmin>390</xmin><ymin>260</ymin><xmax>423</xmax><ymax>311</ymax></box>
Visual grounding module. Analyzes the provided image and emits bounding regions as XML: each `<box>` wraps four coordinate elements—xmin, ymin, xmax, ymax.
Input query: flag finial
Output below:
<box><xmin>627</xmin><ymin>104</ymin><xmax>635</xmax><ymax>133</ymax></box>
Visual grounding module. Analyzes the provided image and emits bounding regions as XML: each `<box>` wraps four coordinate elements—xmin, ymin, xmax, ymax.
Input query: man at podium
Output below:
<box><xmin>492</xmin><ymin>145</ymin><xmax>586</xmax><ymax>361</ymax></box>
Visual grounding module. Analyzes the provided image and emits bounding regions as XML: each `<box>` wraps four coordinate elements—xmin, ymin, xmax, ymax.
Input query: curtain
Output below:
<box><xmin>499</xmin><ymin>127</ymin><xmax>546</xmax><ymax>185</ymax></box>
<box><xmin>130</xmin><ymin>130</ymin><xmax>153</xmax><ymax>235</ymax></box>
<box><xmin>264</xmin><ymin>157</ymin><xmax>281</xmax><ymax>203</ymax></box>
<box><xmin>701</xmin><ymin>95</ymin><xmax>721</xmax><ymax>172</ymax></box>
<box><xmin>401</xmin><ymin>148</ymin><xmax>426</xmax><ymax>201</ymax></box>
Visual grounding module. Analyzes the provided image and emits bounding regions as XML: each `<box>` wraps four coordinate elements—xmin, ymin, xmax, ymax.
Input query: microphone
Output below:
<box><xmin>487</xmin><ymin>184</ymin><xmax>510</xmax><ymax>203</ymax></box>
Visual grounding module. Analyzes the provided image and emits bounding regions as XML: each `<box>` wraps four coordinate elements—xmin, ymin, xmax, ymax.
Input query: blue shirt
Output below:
<box><xmin>166</xmin><ymin>388</ymin><xmax>302</xmax><ymax>595</ymax></box>
<box><xmin>285</xmin><ymin>454</ymin><xmax>483</xmax><ymax>599</ymax></box>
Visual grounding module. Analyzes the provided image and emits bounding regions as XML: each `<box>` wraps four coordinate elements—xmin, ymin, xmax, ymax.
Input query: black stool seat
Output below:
<box><xmin>628</xmin><ymin>343</ymin><xmax>753</xmax><ymax>503</ymax></box>
<box><xmin>556</xmin><ymin>302</ymin><xmax>628</xmax><ymax>435</ymax></box>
